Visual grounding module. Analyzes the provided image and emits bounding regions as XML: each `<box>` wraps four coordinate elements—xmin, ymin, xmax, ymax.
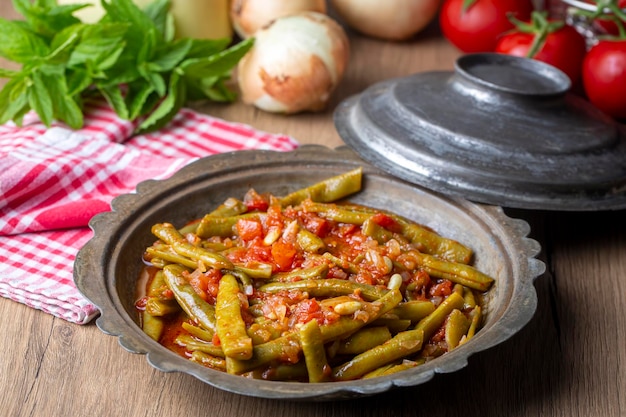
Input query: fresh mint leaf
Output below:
<box><xmin>98</xmin><ymin>84</ymin><xmax>129</xmax><ymax>119</ymax></box>
<box><xmin>125</xmin><ymin>81</ymin><xmax>155</xmax><ymax>120</ymax></box>
<box><xmin>0</xmin><ymin>76</ymin><xmax>28</xmax><ymax>125</ymax></box>
<box><xmin>182</xmin><ymin>38</ymin><xmax>254</xmax><ymax>79</ymax></box>
<box><xmin>186</xmin><ymin>38</ymin><xmax>231</xmax><ymax>60</ymax></box>
<box><xmin>40</xmin><ymin>70</ymin><xmax>83</xmax><ymax>129</ymax></box>
<box><xmin>67</xmin><ymin>22</ymin><xmax>128</xmax><ymax>69</ymax></box>
<box><xmin>0</xmin><ymin>68</ymin><xmax>19</xmax><ymax>78</ymax></box>
<box><xmin>13</xmin><ymin>0</ymin><xmax>85</xmax><ymax>39</ymax></box>
<box><xmin>150</xmin><ymin>38</ymin><xmax>192</xmax><ymax>72</ymax></box>
<box><xmin>137</xmin><ymin>69</ymin><xmax>185</xmax><ymax>133</ymax></box>
<box><xmin>28</xmin><ymin>70</ymin><xmax>54</xmax><ymax>126</ymax></box>
<box><xmin>142</xmin><ymin>0</ymin><xmax>172</xmax><ymax>38</ymax></box>
<box><xmin>0</xmin><ymin>18</ymin><xmax>49</xmax><ymax>62</ymax></box>
<box><xmin>102</xmin><ymin>0</ymin><xmax>158</xmax><ymax>58</ymax></box>
<box><xmin>66</xmin><ymin>68</ymin><xmax>92</xmax><ymax>96</ymax></box>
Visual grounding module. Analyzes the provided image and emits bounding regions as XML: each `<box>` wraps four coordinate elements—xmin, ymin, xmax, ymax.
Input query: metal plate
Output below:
<box><xmin>334</xmin><ymin>53</ymin><xmax>626</xmax><ymax>211</ymax></box>
<box><xmin>74</xmin><ymin>145</ymin><xmax>544</xmax><ymax>400</ymax></box>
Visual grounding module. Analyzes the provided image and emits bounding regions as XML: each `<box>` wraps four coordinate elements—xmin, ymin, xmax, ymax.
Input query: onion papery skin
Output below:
<box><xmin>237</xmin><ymin>12</ymin><xmax>350</xmax><ymax>114</ymax></box>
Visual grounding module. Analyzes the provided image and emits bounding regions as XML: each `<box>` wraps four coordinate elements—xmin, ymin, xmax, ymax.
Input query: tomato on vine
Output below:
<box><xmin>495</xmin><ymin>11</ymin><xmax>587</xmax><ymax>84</ymax></box>
<box><xmin>439</xmin><ymin>0</ymin><xmax>534</xmax><ymax>53</ymax></box>
<box><xmin>578</xmin><ymin>0</ymin><xmax>626</xmax><ymax>118</ymax></box>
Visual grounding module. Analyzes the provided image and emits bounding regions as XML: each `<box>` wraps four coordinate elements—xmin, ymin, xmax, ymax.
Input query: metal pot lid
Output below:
<box><xmin>334</xmin><ymin>53</ymin><xmax>626</xmax><ymax>211</ymax></box>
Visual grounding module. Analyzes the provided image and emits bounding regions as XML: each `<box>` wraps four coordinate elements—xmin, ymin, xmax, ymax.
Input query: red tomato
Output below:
<box><xmin>439</xmin><ymin>0</ymin><xmax>534</xmax><ymax>52</ymax></box>
<box><xmin>495</xmin><ymin>23</ymin><xmax>587</xmax><ymax>83</ymax></box>
<box><xmin>582</xmin><ymin>39</ymin><xmax>626</xmax><ymax>119</ymax></box>
<box><xmin>587</xmin><ymin>0</ymin><xmax>626</xmax><ymax>35</ymax></box>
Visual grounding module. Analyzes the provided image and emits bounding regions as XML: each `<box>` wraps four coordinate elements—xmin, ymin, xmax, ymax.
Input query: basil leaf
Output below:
<box><xmin>0</xmin><ymin>18</ymin><xmax>49</xmax><ymax>62</ymax></box>
<box><xmin>27</xmin><ymin>70</ymin><xmax>54</xmax><ymax>126</ymax></box>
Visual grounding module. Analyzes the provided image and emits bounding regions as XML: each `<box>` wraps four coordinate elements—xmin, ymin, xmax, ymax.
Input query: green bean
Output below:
<box><xmin>196</xmin><ymin>212</ymin><xmax>263</xmax><ymax>238</ymax></box>
<box><xmin>332</xmin><ymin>329</ymin><xmax>425</xmax><ymax>381</ymax></box>
<box><xmin>145</xmin><ymin>246</ymin><xmax>198</xmax><ymax>269</ymax></box>
<box><xmin>321</xmin><ymin>252</ymin><xmax>360</xmax><ymax>274</ymax></box>
<box><xmin>414</xmin><ymin>292</ymin><xmax>465</xmax><ymax>340</ymax></box>
<box><xmin>233</xmin><ymin>262</ymin><xmax>273</xmax><ymax>279</ymax></box>
<box><xmin>178</xmin><ymin>221</ymin><xmax>200</xmax><ymax>235</ymax></box>
<box><xmin>336</xmin><ymin>326</ymin><xmax>392</xmax><ymax>355</ymax></box>
<box><xmin>300</xmin><ymin>319</ymin><xmax>331</xmax><ymax>382</ymax></box>
<box><xmin>175</xmin><ymin>334</ymin><xmax>224</xmax><ymax>357</ymax></box>
<box><xmin>152</xmin><ymin>223</ymin><xmax>233</xmax><ymax>270</ymax></box>
<box><xmin>216</xmin><ymin>274</ymin><xmax>253</xmax><ymax>361</ymax></box>
<box><xmin>466</xmin><ymin>306</ymin><xmax>482</xmax><ymax>341</ymax></box>
<box><xmin>389</xmin><ymin>300</ymin><xmax>436</xmax><ymax>323</ymax></box>
<box><xmin>301</xmin><ymin>202</ymin><xmax>372</xmax><ymax>225</ymax></box>
<box><xmin>362</xmin><ymin>217</ymin><xmax>394</xmax><ymax>243</ymax></box>
<box><xmin>259</xmin><ymin>279</ymin><xmax>389</xmax><ymax>301</ymax></box>
<box><xmin>269</xmin><ymin>264</ymin><xmax>328</xmax><ymax>283</ymax></box>
<box><xmin>370</xmin><ymin>318</ymin><xmax>412</xmax><ymax>333</ymax></box>
<box><xmin>296</xmin><ymin>228</ymin><xmax>326</xmax><ymax>253</ymax></box>
<box><xmin>405</xmin><ymin>250</ymin><xmax>494</xmax><ymax>292</ymax></box>
<box><xmin>280</xmin><ymin>167</ymin><xmax>363</xmax><ymax>207</ymax></box>
<box><xmin>163</xmin><ymin>264</ymin><xmax>216</xmax><ymax>331</ymax></box>
<box><xmin>395</xmin><ymin>218</ymin><xmax>473</xmax><ymax>264</ymax></box>
<box><xmin>190</xmin><ymin>350</ymin><xmax>227</xmax><ymax>371</ymax></box>
<box><xmin>145</xmin><ymin>297</ymin><xmax>180</xmax><ymax>316</ymax></box>
<box><xmin>181</xmin><ymin>321</ymin><xmax>214</xmax><ymax>342</ymax></box>
<box><xmin>262</xmin><ymin>362</ymin><xmax>309</xmax><ymax>381</ymax></box>
<box><xmin>209</xmin><ymin>197</ymin><xmax>248</xmax><ymax>217</ymax></box>
<box><xmin>444</xmin><ymin>309</ymin><xmax>471</xmax><ymax>350</ymax></box>
<box><xmin>141</xmin><ymin>270</ymin><xmax>170</xmax><ymax>341</ymax></box>
<box><xmin>228</xmin><ymin>290</ymin><xmax>402</xmax><ymax>374</ymax></box>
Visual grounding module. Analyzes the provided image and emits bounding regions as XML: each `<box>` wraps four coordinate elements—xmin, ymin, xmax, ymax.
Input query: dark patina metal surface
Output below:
<box><xmin>334</xmin><ymin>54</ymin><xmax>626</xmax><ymax>211</ymax></box>
<box><xmin>74</xmin><ymin>146</ymin><xmax>544</xmax><ymax>400</ymax></box>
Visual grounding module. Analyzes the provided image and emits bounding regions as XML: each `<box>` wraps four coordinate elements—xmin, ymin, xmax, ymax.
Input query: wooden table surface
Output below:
<box><xmin>1</xmin><ymin>2</ymin><xmax>625</xmax><ymax>417</ymax></box>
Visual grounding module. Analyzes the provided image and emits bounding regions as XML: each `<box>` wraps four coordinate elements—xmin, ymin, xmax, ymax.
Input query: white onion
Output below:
<box><xmin>330</xmin><ymin>0</ymin><xmax>441</xmax><ymax>41</ymax></box>
<box><xmin>237</xmin><ymin>12</ymin><xmax>350</xmax><ymax>114</ymax></box>
<box><xmin>230</xmin><ymin>0</ymin><xmax>327</xmax><ymax>39</ymax></box>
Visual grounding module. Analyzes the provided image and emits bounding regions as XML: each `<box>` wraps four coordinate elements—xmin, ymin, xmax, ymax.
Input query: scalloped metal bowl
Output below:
<box><xmin>74</xmin><ymin>146</ymin><xmax>545</xmax><ymax>400</ymax></box>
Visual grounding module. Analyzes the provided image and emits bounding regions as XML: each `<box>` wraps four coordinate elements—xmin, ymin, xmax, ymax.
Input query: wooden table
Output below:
<box><xmin>1</xmin><ymin>2</ymin><xmax>625</xmax><ymax>416</ymax></box>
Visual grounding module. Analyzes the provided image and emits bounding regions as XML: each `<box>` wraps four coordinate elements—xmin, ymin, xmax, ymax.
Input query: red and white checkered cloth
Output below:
<box><xmin>0</xmin><ymin>98</ymin><xmax>299</xmax><ymax>324</ymax></box>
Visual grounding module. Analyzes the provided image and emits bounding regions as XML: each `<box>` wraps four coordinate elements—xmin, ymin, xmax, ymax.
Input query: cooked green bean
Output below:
<box><xmin>259</xmin><ymin>279</ymin><xmax>389</xmax><ymax>301</ymax></box>
<box><xmin>190</xmin><ymin>350</ymin><xmax>227</xmax><ymax>371</ymax></box>
<box><xmin>163</xmin><ymin>264</ymin><xmax>216</xmax><ymax>331</ymax></box>
<box><xmin>268</xmin><ymin>264</ymin><xmax>328</xmax><ymax>283</ymax></box>
<box><xmin>414</xmin><ymin>292</ymin><xmax>465</xmax><ymax>340</ymax></box>
<box><xmin>336</xmin><ymin>326</ymin><xmax>392</xmax><ymax>355</ymax></box>
<box><xmin>175</xmin><ymin>334</ymin><xmax>224</xmax><ymax>357</ymax></box>
<box><xmin>300</xmin><ymin>319</ymin><xmax>331</xmax><ymax>382</ymax></box>
<box><xmin>332</xmin><ymin>329</ymin><xmax>425</xmax><ymax>381</ymax></box>
<box><xmin>405</xmin><ymin>250</ymin><xmax>494</xmax><ymax>292</ymax></box>
<box><xmin>138</xmin><ymin>169</ymin><xmax>496</xmax><ymax>383</ymax></box>
<box><xmin>152</xmin><ymin>223</ymin><xmax>233</xmax><ymax>270</ymax></box>
<box><xmin>216</xmin><ymin>274</ymin><xmax>253</xmax><ymax>361</ymax></box>
<box><xmin>280</xmin><ymin>167</ymin><xmax>363</xmax><ymax>207</ymax></box>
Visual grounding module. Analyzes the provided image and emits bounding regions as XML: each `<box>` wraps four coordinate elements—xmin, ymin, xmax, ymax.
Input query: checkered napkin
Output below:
<box><xmin>0</xmin><ymin>99</ymin><xmax>299</xmax><ymax>324</ymax></box>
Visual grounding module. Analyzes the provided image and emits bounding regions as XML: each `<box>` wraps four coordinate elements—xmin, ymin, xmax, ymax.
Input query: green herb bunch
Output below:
<box><xmin>0</xmin><ymin>0</ymin><xmax>253</xmax><ymax>133</ymax></box>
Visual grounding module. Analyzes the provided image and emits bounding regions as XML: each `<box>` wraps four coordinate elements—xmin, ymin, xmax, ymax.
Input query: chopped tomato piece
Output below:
<box><xmin>304</xmin><ymin>214</ymin><xmax>330</xmax><ymax>237</ymax></box>
<box><xmin>271</xmin><ymin>239</ymin><xmax>297</xmax><ymax>271</ymax></box>
<box><xmin>370</xmin><ymin>213</ymin><xmax>402</xmax><ymax>233</ymax></box>
<box><xmin>430</xmin><ymin>279</ymin><xmax>453</xmax><ymax>297</ymax></box>
<box><xmin>236</xmin><ymin>218</ymin><xmax>264</xmax><ymax>241</ymax></box>
<box><xmin>243</xmin><ymin>189</ymin><xmax>269</xmax><ymax>212</ymax></box>
<box><xmin>290</xmin><ymin>299</ymin><xmax>324</xmax><ymax>325</ymax></box>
